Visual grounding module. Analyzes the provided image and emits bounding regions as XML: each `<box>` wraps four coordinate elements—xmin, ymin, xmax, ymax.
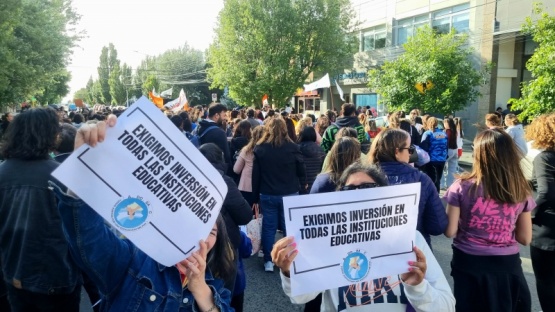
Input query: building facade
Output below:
<box><xmin>308</xmin><ymin>0</ymin><xmax>555</xmax><ymax>138</ymax></box>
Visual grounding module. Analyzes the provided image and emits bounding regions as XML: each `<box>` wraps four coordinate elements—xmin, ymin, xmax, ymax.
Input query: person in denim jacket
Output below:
<box><xmin>53</xmin><ymin>115</ymin><xmax>235</xmax><ymax>312</ymax></box>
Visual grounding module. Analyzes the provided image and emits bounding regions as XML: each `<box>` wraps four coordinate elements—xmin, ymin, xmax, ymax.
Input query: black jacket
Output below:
<box><xmin>230</xmin><ymin>136</ymin><xmax>249</xmax><ymax>158</ymax></box>
<box><xmin>197</xmin><ymin>120</ymin><xmax>231</xmax><ymax>165</ymax></box>
<box><xmin>212</xmin><ymin>162</ymin><xmax>252</xmax><ymax>249</ymax></box>
<box><xmin>252</xmin><ymin>142</ymin><xmax>306</xmax><ymax>201</ymax></box>
<box><xmin>0</xmin><ymin>159</ymin><xmax>81</xmax><ymax>294</ymax></box>
<box><xmin>299</xmin><ymin>142</ymin><xmax>325</xmax><ymax>194</ymax></box>
<box><xmin>532</xmin><ymin>151</ymin><xmax>555</xmax><ymax>249</ymax></box>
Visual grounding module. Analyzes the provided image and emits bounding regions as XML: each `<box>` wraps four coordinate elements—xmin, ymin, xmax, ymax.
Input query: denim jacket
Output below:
<box><xmin>51</xmin><ymin>183</ymin><xmax>233</xmax><ymax>312</ymax></box>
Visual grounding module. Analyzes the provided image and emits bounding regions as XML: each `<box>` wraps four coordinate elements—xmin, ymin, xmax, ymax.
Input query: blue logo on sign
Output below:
<box><xmin>341</xmin><ymin>250</ymin><xmax>370</xmax><ymax>282</ymax></box>
<box><xmin>113</xmin><ymin>197</ymin><xmax>149</xmax><ymax>230</ymax></box>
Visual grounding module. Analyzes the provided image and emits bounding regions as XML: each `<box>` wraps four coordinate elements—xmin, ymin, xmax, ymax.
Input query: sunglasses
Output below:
<box><xmin>398</xmin><ymin>146</ymin><xmax>416</xmax><ymax>155</ymax></box>
<box><xmin>340</xmin><ymin>182</ymin><xmax>380</xmax><ymax>191</ymax></box>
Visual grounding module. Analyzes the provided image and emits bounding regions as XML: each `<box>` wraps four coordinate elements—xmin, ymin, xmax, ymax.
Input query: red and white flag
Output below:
<box><xmin>164</xmin><ymin>89</ymin><xmax>188</xmax><ymax>112</ymax></box>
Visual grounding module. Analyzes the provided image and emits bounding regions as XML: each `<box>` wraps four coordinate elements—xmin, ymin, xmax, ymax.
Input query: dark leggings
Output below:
<box><xmin>530</xmin><ymin>246</ymin><xmax>555</xmax><ymax>312</ymax></box>
<box><xmin>423</xmin><ymin>161</ymin><xmax>445</xmax><ymax>192</ymax></box>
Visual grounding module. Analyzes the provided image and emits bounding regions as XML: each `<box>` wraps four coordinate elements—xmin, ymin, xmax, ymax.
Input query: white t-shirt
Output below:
<box><xmin>281</xmin><ymin>232</ymin><xmax>455</xmax><ymax>312</ymax></box>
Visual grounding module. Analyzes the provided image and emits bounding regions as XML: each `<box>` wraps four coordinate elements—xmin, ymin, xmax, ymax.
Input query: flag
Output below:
<box><xmin>152</xmin><ymin>87</ymin><xmax>160</xmax><ymax>97</ymax></box>
<box><xmin>160</xmin><ymin>87</ymin><xmax>173</xmax><ymax>98</ymax></box>
<box><xmin>304</xmin><ymin>73</ymin><xmax>331</xmax><ymax>92</ymax></box>
<box><xmin>164</xmin><ymin>89</ymin><xmax>188</xmax><ymax>112</ymax></box>
<box><xmin>262</xmin><ymin>94</ymin><xmax>269</xmax><ymax>105</ymax></box>
<box><xmin>335</xmin><ymin>79</ymin><xmax>345</xmax><ymax>101</ymax></box>
<box><xmin>149</xmin><ymin>92</ymin><xmax>164</xmax><ymax>108</ymax></box>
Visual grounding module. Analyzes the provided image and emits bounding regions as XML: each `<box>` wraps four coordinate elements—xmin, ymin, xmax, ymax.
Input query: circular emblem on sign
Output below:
<box><xmin>112</xmin><ymin>197</ymin><xmax>149</xmax><ymax>230</ymax></box>
<box><xmin>341</xmin><ymin>250</ymin><xmax>370</xmax><ymax>283</ymax></box>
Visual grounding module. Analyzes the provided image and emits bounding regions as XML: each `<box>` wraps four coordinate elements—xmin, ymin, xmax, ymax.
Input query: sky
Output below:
<box><xmin>64</xmin><ymin>0</ymin><xmax>224</xmax><ymax>102</ymax></box>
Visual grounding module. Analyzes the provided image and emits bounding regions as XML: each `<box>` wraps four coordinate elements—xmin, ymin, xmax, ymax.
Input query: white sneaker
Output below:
<box><xmin>264</xmin><ymin>261</ymin><xmax>274</xmax><ymax>272</ymax></box>
<box><xmin>258</xmin><ymin>250</ymin><xmax>264</xmax><ymax>258</ymax></box>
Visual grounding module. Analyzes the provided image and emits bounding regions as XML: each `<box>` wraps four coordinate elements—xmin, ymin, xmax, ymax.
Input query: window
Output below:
<box><xmin>362</xmin><ymin>25</ymin><xmax>387</xmax><ymax>51</ymax></box>
<box><xmin>432</xmin><ymin>3</ymin><xmax>470</xmax><ymax>34</ymax></box>
<box><xmin>395</xmin><ymin>14</ymin><xmax>429</xmax><ymax>45</ymax></box>
<box><xmin>354</xmin><ymin>94</ymin><xmax>378</xmax><ymax>108</ymax></box>
<box><xmin>394</xmin><ymin>3</ymin><xmax>470</xmax><ymax>45</ymax></box>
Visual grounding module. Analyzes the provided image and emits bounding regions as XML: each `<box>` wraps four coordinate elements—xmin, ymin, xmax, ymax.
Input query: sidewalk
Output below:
<box><xmin>458</xmin><ymin>139</ymin><xmax>474</xmax><ymax>171</ymax></box>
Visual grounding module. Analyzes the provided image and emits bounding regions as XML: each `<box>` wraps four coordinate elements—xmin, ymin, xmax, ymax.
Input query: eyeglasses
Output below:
<box><xmin>340</xmin><ymin>182</ymin><xmax>380</xmax><ymax>191</ymax></box>
<box><xmin>398</xmin><ymin>146</ymin><xmax>416</xmax><ymax>155</ymax></box>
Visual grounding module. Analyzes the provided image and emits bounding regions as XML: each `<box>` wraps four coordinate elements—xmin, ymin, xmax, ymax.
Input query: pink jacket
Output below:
<box><xmin>233</xmin><ymin>149</ymin><xmax>254</xmax><ymax>192</ymax></box>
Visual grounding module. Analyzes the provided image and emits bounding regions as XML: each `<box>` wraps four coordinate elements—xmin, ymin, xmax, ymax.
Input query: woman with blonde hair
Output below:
<box><xmin>444</xmin><ymin>128</ymin><xmax>534</xmax><ymax>311</ymax></box>
<box><xmin>295</xmin><ymin>116</ymin><xmax>314</xmax><ymax>139</ymax></box>
<box><xmin>314</xmin><ymin>116</ymin><xmax>330</xmax><ymax>145</ymax></box>
<box><xmin>525</xmin><ymin>113</ymin><xmax>555</xmax><ymax>312</ymax></box>
<box><xmin>420</xmin><ymin>117</ymin><xmax>448</xmax><ymax>192</ymax></box>
<box><xmin>358</xmin><ymin>113</ymin><xmax>367</xmax><ymax>129</ymax></box>
<box><xmin>233</xmin><ymin>126</ymin><xmax>264</xmax><ymax>206</ymax></box>
<box><xmin>311</xmin><ymin>137</ymin><xmax>361</xmax><ymax>194</ymax></box>
<box><xmin>505</xmin><ymin>113</ymin><xmax>527</xmax><ymax>156</ymax></box>
<box><xmin>252</xmin><ymin>118</ymin><xmax>306</xmax><ymax>272</ymax></box>
<box><xmin>485</xmin><ymin>113</ymin><xmax>502</xmax><ymax>129</ymax></box>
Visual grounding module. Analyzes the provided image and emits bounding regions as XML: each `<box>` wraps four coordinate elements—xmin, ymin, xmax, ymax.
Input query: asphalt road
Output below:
<box><xmin>79</xmin><ymin>145</ymin><xmax>543</xmax><ymax>311</ymax></box>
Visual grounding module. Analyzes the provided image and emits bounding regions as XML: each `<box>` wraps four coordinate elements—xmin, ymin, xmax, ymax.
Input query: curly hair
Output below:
<box><xmin>257</xmin><ymin>117</ymin><xmax>292</xmax><ymax>147</ymax></box>
<box><xmin>526</xmin><ymin>113</ymin><xmax>555</xmax><ymax>150</ymax></box>
<box><xmin>1</xmin><ymin>108</ymin><xmax>60</xmax><ymax>160</ymax></box>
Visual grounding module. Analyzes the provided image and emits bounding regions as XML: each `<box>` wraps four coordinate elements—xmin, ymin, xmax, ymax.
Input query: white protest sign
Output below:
<box><xmin>283</xmin><ymin>183</ymin><xmax>420</xmax><ymax>296</ymax></box>
<box><xmin>52</xmin><ymin>96</ymin><xmax>228</xmax><ymax>267</ymax></box>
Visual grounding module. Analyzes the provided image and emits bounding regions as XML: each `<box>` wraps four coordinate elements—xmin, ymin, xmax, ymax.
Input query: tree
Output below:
<box><xmin>0</xmin><ymin>0</ymin><xmax>81</xmax><ymax>107</ymax></box>
<box><xmin>85</xmin><ymin>76</ymin><xmax>94</xmax><ymax>104</ymax></box>
<box><xmin>510</xmin><ymin>5</ymin><xmax>555</xmax><ymax>121</ymax></box>
<box><xmin>207</xmin><ymin>0</ymin><xmax>358</xmax><ymax>107</ymax></box>
<box><xmin>74</xmin><ymin>88</ymin><xmax>89</xmax><ymax>101</ymax></box>
<box><xmin>35</xmin><ymin>70</ymin><xmax>71</xmax><ymax>104</ymax></box>
<box><xmin>97</xmin><ymin>43</ymin><xmax>120</xmax><ymax>104</ymax></box>
<box><xmin>367</xmin><ymin>25</ymin><xmax>489</xmax><ymax>115</ymax></box>
<box><xmin>109</xmin><ymin>63</ymin><xmax>126</xmax><ymax>105</ymax></box>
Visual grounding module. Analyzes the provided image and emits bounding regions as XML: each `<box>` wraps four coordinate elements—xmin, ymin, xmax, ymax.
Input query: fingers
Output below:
<box><xmin>198</xmin><ymin>240</ymin><xmax>208</xmax><ymax>259</ymax></box>
<box><xmin>96</xmin><ymin>121</ymin><xmax>107</xmax><ymax>144</ymax></box>
<box><xmin>88</xmin><ymin>124</ymin><xmax>99</xmax><ymax>147</ymax></box>
<box><xmin>106</xmin><ymin>114</ymin><xmax>117</xmax><ymax>127</ymax></box>
<box><xmin>186</xmin><ymin>259</ymin><xmax>201</xmax><ymax>275</ymax></box>
<box><xmin>414</xmin><ymin>246</ymin><xmax>426</xmax><ymax>263</ymax></box>
<box><xmin>271</xmin><ymin>236</ymin><xmax>295</xmax><ymax>260</ymax></box>
<box><xmin>73</xmin><ymin>115</ymin><xmax>117</xmax><ymax>150</ymax></box>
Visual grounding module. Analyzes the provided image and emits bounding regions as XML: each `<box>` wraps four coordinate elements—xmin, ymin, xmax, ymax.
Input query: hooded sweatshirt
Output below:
<box><xmin>299</xmin><ymin>141</ymin><xmax>326</xmax><ymax>194</ymax></box>
<box><xmin>506</xmin><ymin>124</ymin><xmax>528</xmax><ymax>157</ymax></box>
<box><xmin>378</xmin><ymin>162</ymin><xmax>448</xmax><ymax>246</ymax></box>
<box><xmin>321</xmin><ymin>116</ymin><xmax>369</xmax><ymax>153</ymax></box>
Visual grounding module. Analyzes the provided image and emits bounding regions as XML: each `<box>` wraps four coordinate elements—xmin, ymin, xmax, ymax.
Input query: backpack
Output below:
<box><xmin>188</xmin><ymin>125</ymin><xmax>220</xmax><ymax>148</ymax></box>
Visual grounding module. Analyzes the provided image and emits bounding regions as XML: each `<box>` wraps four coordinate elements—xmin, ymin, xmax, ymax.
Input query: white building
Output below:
<box><xmin>298</xmin><ymin>0</ymin><xmax>555</xmax><ymax>138</ymax></box>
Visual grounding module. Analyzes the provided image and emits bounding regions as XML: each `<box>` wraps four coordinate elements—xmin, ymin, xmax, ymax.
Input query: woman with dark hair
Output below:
<box><xmin>252</xmin><ymin>117</ymin><xmax>306</xmax><ymax>272</ymax></box>
<box><xmin>0</xmin><ymin>112</ymin><xmax>13</xmax><ymax>136</ymax></box>
<box><xmin>198</xmin><ymin>143</ymin><xmax>252</xmax><ymax>294</ymax></box>
<box><xmin>272</xmin><ymin>162</ymin><xmax>455</xmax><ymax>312</ymax></box>
<box><xmin>52</xmin><ymin>115</ymin><xmax>236</xmax><ymax>311</ymax></box>
<box><xmin>444</xmin><ymin>128</ymin><xmax>534</xmax><ymax>312</ymax></box>
<box><xmin>179</xmin><ymin>111</ymin><xmax>194</xmax><ymax>133</ymax></box>
<box><xmin>441</xmin><ymin>118</ymin><xmax>458</xmax><ymax>190</ymax></box>
<box><xmin>54</xmin><ymin>123</ymin><xmax>78</xmax><ymax>163</ymax></box>
<box><xmin>369</xmin><ymin>128</ymin><xmax>447</xmax><ymax>247</ymax></box>
<box><xmin>524</xmin><ymin>113</ymin><xmax>555</xmax><ymax>312</ymax></box>
<box><xmin>284</xmin><ymin>117</ymin><xmax>297</xmax><ymax>142</ymax></box>
<box><xmin>0</xmin><ymin>108</ymin><xmax>83</xmax><ymax>311</ymax></box>
<box><xmin>314</xmin><ymin>116</ymin><xmax>330</xmax><ymax>145</ymax></box>
<box><xmin>230</xmin><ymin>120</ymin><xmax>252</xmax><ymax>161</ymax></box>
<box><xmin>485</xmin><ymin>113</ymin><xmax>502</xmax><ymax>129</ymax></box>
<box><xmin>298</xmin><ymin>126</ymin><xmax>325</xmax><ymax>195</ymax></box>
<box><xmin>311</xmin><ymin>137</ymin><xmax>361</xmax><ymax>194</ymax></box>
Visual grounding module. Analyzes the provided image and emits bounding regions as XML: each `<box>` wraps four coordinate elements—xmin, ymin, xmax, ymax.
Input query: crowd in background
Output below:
<box><xmin>0</xmin><ymin>100</ymin><xmax>554</xmax><ymax>312</ymax></box>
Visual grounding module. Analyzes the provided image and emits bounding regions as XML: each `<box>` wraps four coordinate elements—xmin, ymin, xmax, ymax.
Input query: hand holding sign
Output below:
<box><xmin>271</xmin><ymin>236</ymin><xmax>299</xmax><ymax>278</ymax></box>
<box><xmin>400</xmin><ymin>246</ymin><xmax>427</xmax><ymax>286</ymax></box>
<box><xmin>74</xmin><ymin>115</ymin><xmax>117</xmax><ymax>149</ymax></box>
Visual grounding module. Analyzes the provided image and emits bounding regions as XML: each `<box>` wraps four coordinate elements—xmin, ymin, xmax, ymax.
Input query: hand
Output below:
<box><xmin>185</xmin><ymin>240</ymin><xmax>209</xmax><ymax>295</ymax></box>
<box><xmin>74</xmin><ymin>114</ymin><xmax>117</xmax><ymax>150</ymax></box>
<box><xmin>400</xmin><ymin>246</ymin><xmax>427</xmax><ymax>286</ymax></box>
<box><xmin>270</xmin><ymin>236</ymin><xmax>298</xmax><ymax>277</ymax></box>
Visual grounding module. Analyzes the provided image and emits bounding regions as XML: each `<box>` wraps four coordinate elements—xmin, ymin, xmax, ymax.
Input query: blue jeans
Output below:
<box><xmin>260</xmin><ymin>193</ymin><xmax>297</xmax><ymax>262</ymax></box>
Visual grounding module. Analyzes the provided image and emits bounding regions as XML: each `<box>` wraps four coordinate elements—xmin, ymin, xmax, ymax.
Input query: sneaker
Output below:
<box><xmin>264</xmin><ymin>261</ymin><xmax>274</xmax><ymax>272</ymax></box>
<box><xmin>258</xmin><ymin>250</ymin><xmax>264</xmax><ymax>258</ymax></box>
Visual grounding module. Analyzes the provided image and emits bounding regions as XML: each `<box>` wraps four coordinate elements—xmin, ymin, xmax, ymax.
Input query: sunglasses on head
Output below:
<box><xmin>340</xmin><ymin>182</ymin><xmax>380</xmax><ymax>191</ymax></box>
<box><xmin>398</xmin><ymin>146</ymin><xmax>416</xmax><ymax>155</ymax></box>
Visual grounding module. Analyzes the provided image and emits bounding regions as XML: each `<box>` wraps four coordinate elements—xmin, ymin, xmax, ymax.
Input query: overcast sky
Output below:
<box><xmin>64</xmin><ymin>0</ymin><xmax>224</xmax><ymax>102</ymax></box>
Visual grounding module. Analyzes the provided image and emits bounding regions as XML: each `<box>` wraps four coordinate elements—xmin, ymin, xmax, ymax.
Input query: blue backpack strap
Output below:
<box><xmin>199</xmin><ymin>125</ymin><xmax>220</xmax><ymax>138</ymax></box>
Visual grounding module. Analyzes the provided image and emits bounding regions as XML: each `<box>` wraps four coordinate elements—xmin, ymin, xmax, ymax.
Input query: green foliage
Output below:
<box><xmin>74</xmin><ymin>87</ymin><xmax>89</xmax><ymax>101</ymax></box>
<box><xmin>109</xmin><ymin>64</ymin><xmax>126</xmax><ymax>105</ymax></box>
<box><xmin>97</xmin><ymin>43</ymin><xmax>120</xmax><ymax>104</ymax></box>
<box><xmin>510</xmin><ymin>4</ymin><xmax>555</xmax><ymax>121</ymax></box>
<box><xmin>207</xmin><ymin>0</ymin><xmax>358</xmax><ymax>107</ymax></box>
<box><xmin>367</xmin><ymin>25</ymin><xmax>489</xmax><ymax>115</ymax></box>
<box><xmin>0</xmin><ymin>0</ymin><xmax>81</xmax><ymax>107</ymax></box>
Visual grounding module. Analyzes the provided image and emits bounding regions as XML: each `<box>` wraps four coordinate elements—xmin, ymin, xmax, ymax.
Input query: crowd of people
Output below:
<box><xmin>0</xmin><ymin>100</ymin><xmax>553</xmax><ymax>312</ymax></box>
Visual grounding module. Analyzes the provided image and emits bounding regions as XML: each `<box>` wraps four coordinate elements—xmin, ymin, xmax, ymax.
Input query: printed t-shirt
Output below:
<box><xmin>444</xmin><ymin>179</ymin><xmax>536</xmax><ymax>256</ymax></box>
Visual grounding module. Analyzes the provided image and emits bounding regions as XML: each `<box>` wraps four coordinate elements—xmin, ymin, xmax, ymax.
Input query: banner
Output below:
<box><xmin>283</xmin><ymin>183</ymin><xmax>420</xmax><ymax>296</ymax></box>
<box><xmin>304</xmin><ymin>73</ymin><xmax>331</xmax><ymax>92</ymax></box>
<box><xmin>149</xmin><ymin>92</ymin><xmax>164</xmax><ymax>108</ymax></box>
<box><xmin>335</xmin><ymin>79</ymin><xmax>345</xmax><ymax>101</ymax></box>
<box><xmin>52</xmin><ymin>96</ymin><xmax>228</xmax><ymax>266</ymax></box>
<box><xmin>160</xmin><ymin>87</ymin><xmax>173</xmax><ymax>98</ymax></box>
<box><xmin>164</xmin><ymin>89</ymin><xmax>188</xmax><ymax>112</ymax></box>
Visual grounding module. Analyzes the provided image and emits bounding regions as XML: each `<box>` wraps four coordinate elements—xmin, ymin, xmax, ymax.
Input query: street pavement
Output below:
<box><xmin>80</xmin><ymin>142</ymin><xmax>542</xmax><ymax>311</ymax></box>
